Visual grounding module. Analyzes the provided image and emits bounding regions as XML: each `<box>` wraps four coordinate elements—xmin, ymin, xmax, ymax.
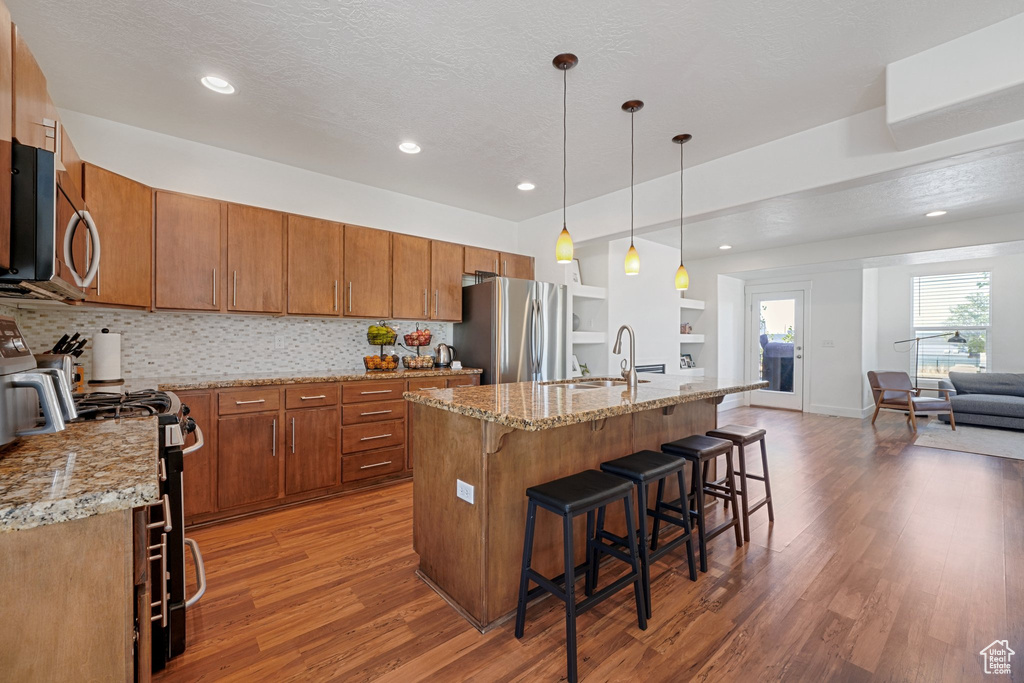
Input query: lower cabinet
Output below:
<box><xmin>217</xmin><ymin>412</ymin><xmax>280</xmax><ymax>509</ymax></box>
<box><xmin>285</xmin><ymin>406</ymin><xmax>340</xmax><ymax>495</ymax></box>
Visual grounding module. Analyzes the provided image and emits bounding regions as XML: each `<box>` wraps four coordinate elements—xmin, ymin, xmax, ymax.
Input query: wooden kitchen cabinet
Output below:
<box><xmin>81</xmin><ymin>164</ymin><xmax>152</xmax><ymax>308</ymax></box>
<box><xmin>178</xmin><ymin>390</ymin><xmax>217</xmax><ymax>520</ymax></box>
<box><xmin>0</xmin><ymin>4</ymin><xmax>12</xmax><ymax>270</ymax></box>
<box><xmin>154</xmin><ymin>191</ymin><xmax>224</xmax><ymax>311</ymax></box>
<box><xmin>11</xmin><ymin>27</ymin><xmax>51</xmax><ymax>152</ymax></box>
<box><xmin>500</xmin><ymin>252</ymin><xmax>534</xmax><ymax>279</ymax></box>
<box><xmin>217</xmin><ymin>412</ymin><xmax>281</xmax><ymax>509</ymax></box>
<box><xmin>344</xmin><ymin>224</ymin><xmax>391</xmax><ymax>318</ymax></box>
<box><xmin>287</xmin><ymin>215</ymin><xmax>343</xmax><ymax>316</ymax></box>
<box><xmin>464</xmin><ymin>246</ymin><xmax>499</xmax><ymax>275</ymax></box>
<box><xmin>227</xmin><ymin>203</ymin><xmax>286</xmax><ymax>313</ymax></box>
<box><xmin>430</xmin><ymin>241</ymin><xmax>463</xmax><ymax>321</ymax></box>
<box><xmin>285</xmin><ymin>406</ymin><xmax>340</xmax><ymax>495</ymax></box>
<box><xmin>392</xmin><ymin>233</ymin><xmax>430</xmax><ymax>320</ymax></box>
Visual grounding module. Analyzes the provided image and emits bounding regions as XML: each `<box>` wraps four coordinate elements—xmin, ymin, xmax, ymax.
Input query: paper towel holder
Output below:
<box><xmin>88</xmin><ymin>327</ymin><xmax>125</xmax><ymax>387</ymax></box>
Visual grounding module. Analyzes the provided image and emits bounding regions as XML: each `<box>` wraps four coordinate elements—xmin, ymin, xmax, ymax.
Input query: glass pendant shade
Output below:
<box><xmin>555</xmin><ymin>227</ymin><xmax>574</xmax><ymax>264</ymax></box>
<box><xmin>624</xmin><ymin>244</ymin><xmax>640</xmax><ymax>275</ymax></box>
<box><xmin>675</xmin><ymin>263</ymin><xmax>689</xmax><ymax>290</ymax></box>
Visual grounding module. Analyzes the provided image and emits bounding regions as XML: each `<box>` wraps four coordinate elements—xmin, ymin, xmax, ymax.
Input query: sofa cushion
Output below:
<box><xmin>948</xmin><ymin>372</ymin><xmax>1024</xmax><ymax>398</ymax></box>
<box><xmin>950</xmin><ymin>393</ymin><xmax>1024</xmax><ymax>419</ymax></box>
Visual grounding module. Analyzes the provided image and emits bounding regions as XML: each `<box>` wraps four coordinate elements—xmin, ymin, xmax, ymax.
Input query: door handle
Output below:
<box><xmin>434</xmin><ymin>290</ymin><xmax>439</xmax><ymax>317</ymax></box>
<box><xmin>232</xmin><ymin>271</ymin><xmax>237</xmax><ymax>307</ymax></box>
<box><xmin>423</xmin><ymin>289</ymin><xmax>428</xmax><ymax>317</ymax></box>
<box><xmin>291</xmin><ymin>417</ymin><xmax>295</xmax><ymax>453</ymax></box>
<box><xmin>212</xmin><ymin>268</ymin><xmax>217</xmax><ymax>306</ymax></box>
<box><xmin>348</xmin><ymin>282</ymin><xmax>353</xmax><ymax>312</ymax></box>
<box><xmin>334</xmin><ymin>281</ymin><xmax>339</xmax><ymax>311</ymax></box>
<box><xmin>796</xmin><ymin>354</ymin><xmax>803</xmax><ymax>359</ymax></box>
<box><xmin>271</xmin><ymin>419</ymin><xmax>277</xmax><ymax>457</ymax></box>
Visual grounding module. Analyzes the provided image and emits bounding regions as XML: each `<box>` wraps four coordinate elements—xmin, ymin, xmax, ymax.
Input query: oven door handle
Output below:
<box><xmin>183</xmin><ymin>537</ymin><xmax>207</xmax><ymax>609</ymax></box>
<box><xmin>10</xmin><ymin>372</ymin><xmax>66</xmax><ymax>436</ymax></box>
<box><xmin>182</xmin><ymin>424</ymin><xmax>205</xmax><ymax>455</ymax></box>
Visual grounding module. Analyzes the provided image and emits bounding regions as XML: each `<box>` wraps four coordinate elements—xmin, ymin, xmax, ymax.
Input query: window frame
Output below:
<box><xmin>910</xmin><ymin>270</ymin><xmax>991</xmax><ymax>381</ymax></box>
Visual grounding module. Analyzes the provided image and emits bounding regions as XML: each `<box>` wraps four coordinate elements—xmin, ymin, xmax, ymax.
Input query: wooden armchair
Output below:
<box><xmin>867</xmin><ymin>371</ymin><xmax>955</xmax><ymax>432</ymax></box>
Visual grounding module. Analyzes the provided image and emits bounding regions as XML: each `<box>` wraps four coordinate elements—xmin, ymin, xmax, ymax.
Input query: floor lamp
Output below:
<box><xmin>894</xmin><ymin>330</ymin><xmax>967</xmax><ymax>387</ymax></box>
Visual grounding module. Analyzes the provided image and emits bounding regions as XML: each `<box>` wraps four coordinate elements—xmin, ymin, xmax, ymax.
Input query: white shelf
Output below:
<box><xmin>679</xmin><ymin>334</ymin><xmax>705</xmax><ymax>343</ymax></box>
<box><xmin>679</xmin><ymin>298</ymin><xmax>705</xmax><ymax>311</ymax></box>
<box><xmin>570</xmin><ymin>284</ymin><xmax>607</xmax><ymax>300</ymax></box>
<box><xmin>572</xmin><ymin>331</ymin><xmax>607</xmax><ymax>345</ymax></box>
<box><xmin>676</xmin><ymin>367</ymin><xmax>705</xmax><ymax>378</ymax></box>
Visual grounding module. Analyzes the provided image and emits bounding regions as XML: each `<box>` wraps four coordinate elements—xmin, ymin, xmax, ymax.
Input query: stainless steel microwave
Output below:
<box><xmin>0</xmin><ymin>142</ymin><xmax>100</xmax><ymax>301</ymax></box>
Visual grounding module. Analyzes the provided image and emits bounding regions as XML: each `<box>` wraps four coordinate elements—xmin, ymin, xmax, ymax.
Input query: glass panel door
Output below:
<box><xmin>749</xmin><ymin>290</ymin><xmax>804</xmax><ymax>410</ymax></box>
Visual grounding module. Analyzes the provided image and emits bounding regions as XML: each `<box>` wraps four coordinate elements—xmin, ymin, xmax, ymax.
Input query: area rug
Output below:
<box><xmin>914</xmin><ymin>421</ymin><xmax>1024</xmax><ymax>461</ymax></box>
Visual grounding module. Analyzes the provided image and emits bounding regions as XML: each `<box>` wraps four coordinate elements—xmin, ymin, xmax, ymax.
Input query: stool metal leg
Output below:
<box><xmin>691</xmin><ymin>458</ymin><xmax>708</xmax><ymax>572</ymax></box>
<box><xmin>724</xmin><ymin>452</ymin><xmax>743</xmax><ymax>547</ymax></box>
<box><xmin>761</xmin><ymin>438</ymin><xmax>776</xmax><ymax>521</ymax></box>
<box><xmin>622</xmin><ymin>490</ymin><xmax>648</xmax><ymax>632</ymax></box>
<box><xmin>635</xmin><ymin>482</ymin><xmax>652</xmax><ymax>620</ymax></box>
<box><xmin>676</xmin><ymin>469</ymin><xmax>697</xmax><ymax>581</ymax></box>
<box><xmin>563</xmin><ymin>512</ymin><xmax>578</xmax><ymax>683</ymax></box>
<box><xmin>514</xmin><ymin>500</ymin><xmax>538</xmax><ymax>639</ymax></box>
<box><xmin>736</xmin><ymin>442</ymin><xmax>751</xmax><ymax>542</ymax></box>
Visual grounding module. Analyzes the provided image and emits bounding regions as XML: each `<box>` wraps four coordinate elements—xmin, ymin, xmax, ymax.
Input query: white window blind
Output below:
<box><xmin>913</xmin><ymin>272</ymin><xmax>990</xmax><ymax>328</ymax></box>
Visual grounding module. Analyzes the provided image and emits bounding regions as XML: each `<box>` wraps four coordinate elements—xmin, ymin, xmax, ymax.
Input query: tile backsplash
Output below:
<box><xmin>4</xmin><ymin>305</ymin><xmax>451</xmax><ymax>381</ymax></box>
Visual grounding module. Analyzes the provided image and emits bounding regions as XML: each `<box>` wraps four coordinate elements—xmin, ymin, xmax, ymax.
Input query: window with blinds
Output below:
<box><xmin>912</xmin><ymin>271</ymin><xmax>989</xmax><ymax>379</ymax></box>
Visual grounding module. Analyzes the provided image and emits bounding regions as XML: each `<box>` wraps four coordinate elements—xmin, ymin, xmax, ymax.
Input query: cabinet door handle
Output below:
<box><xmin>434</xmin><ymin>290</ymin><xmax>439</xmax><ymax>317</ymax></box>
<box><xmin>348</xmin><ymin>282</ymin><xmax>352</xmax><ymax>312</ymax></box>
<box><xmin>272</xmin><ymin>419</ymin><xmax>277</xmax><ymax>457</ymax></box>
<box><xmin>494</xmin><ymin>258</ymin><xmax>498</xmax><ymax>273</ymax></box>
<box><xmin>359</xmin><ymin>460</ymin><xmax>392</xmax><ymax>470</ymax></box>
<box><xmin>212</xmin><ymin>268</ymin><xmax>217</xmax><ymax>306</ymax></box>
<box><xmin>233</xmin><ymin>271</ymin><xmax>238</xmax><ymax>307</ymax></box>
<box><xmin>291</xmin><ymin>417</ymin><xmax>296</xmax><ymax>453</ymax></box>
<box><xmin>359</xmin><ymin>409</ymin><xmax>393</xmax><ymax>416</ymax></box>
<box><xmin>235</xmin><ymin>399</ymin><xmax>266</xmax><ymax>405</ymax></box>
<box><xmin>334</xmin><ymin>281</ymin><xmax>339</xmax><ymax>311</ymax></box>
<box><xmin>359</xmin><ymin>433</ymin><xmax>392</xmax><ymax>441</ymax></box>
<box><xmin>423</xmin><ymin>289</ymin><xmax>428</xmax><ymax>317</ymax></box>
<box><xmin>503</xmin><ymin>259</ymin><xmax>507</xmax><ymax>275</ymax></box>
<box><xmin>300</xmin><ymin>395</ymin><xmax>326</xmax><ymax>401</ymax></box>
<box><xmin>360</xmin><ymin>389</ymin><xmax>392</xmax><ymax>395</ymax></box>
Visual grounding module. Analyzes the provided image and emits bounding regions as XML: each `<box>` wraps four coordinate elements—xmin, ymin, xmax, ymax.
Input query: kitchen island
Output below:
<box><xmin>405</xmin><ymin>375</ymin><xmax>767</xmax><ymax>631</ymax></box>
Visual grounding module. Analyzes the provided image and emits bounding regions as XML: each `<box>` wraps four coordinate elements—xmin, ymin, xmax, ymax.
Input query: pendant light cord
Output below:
<box><xmin>630</xmin><ymin>110</ymin><xmax>635</xmax><ymax>246</ymax></box>
<box><xmin>679</xmin><ymin>141</ymin><xmax>684</xmax><ymax>265</ymax></box>
<box><xmin>563</xmin><ymin>67</ymin><xmax>567</xmax><ymax>230</ymax></box>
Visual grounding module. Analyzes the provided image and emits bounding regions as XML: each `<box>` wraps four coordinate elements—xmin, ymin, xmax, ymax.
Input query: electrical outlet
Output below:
<box><xmin>822</xmin><ymin>339</ymin><xmax>835</xmax><ymax>348</ymax></box>
<box><xmin>274</xmin><ymin>334</ymin><xmax>288</xmax><ymax>350</ymax></box>
<box><xmin>456</xmin><ymin>479</ymin><xmax>474</xmax><ymax>504</ymax></box>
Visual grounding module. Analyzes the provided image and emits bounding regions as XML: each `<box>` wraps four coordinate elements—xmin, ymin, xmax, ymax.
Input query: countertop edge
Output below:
<box><xmin>151</xmin><ymin>368</ymin><xmax>483</xmax><ymax>391</ymax></box>
<box><xmin>0</xmin><ymin>482</ymin><xmax>160</xmax><ymax>533</ymax></box>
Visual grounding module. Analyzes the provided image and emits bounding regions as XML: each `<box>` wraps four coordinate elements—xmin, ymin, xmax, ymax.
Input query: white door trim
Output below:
<box><xmin>745</xmin><ymin>282</ymin><xmax>812</xmax><ymax>411</ymax></box>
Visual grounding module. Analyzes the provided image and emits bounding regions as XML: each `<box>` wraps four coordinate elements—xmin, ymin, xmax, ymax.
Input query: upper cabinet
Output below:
<box><xmin>430</xmin><ymin>241</ymin><xmax>463</xmax><ymax>321</ymax></box>
<box><xmin>464</xmin><ymin>246</ymin><xmax>499</xmax><ymax>276</ymax></box>
<box><xmin>11</xmin><ymin>27</ymin><xmax>52</xmax><ymax>152</ymax></box>
<box><xmin>227</xmin><ymin>204</ymin><xmax>286</xmax><ymax>314</ymax></box>
<box><xmin>500</xmin><ymin>252</ymin><xmax>534</xmax><ymax>279</ymax></box>
<box><xmin>81</xmin><ymin>164</ymin><xmax>153</xmax><ymax>309</ymax></box>
<box><xmin>344</xmin><ymin>225</ymin><xmax>391</xmax><ymax>318</ymax></box>
<box><xmin>392</xmin><ymin>234</ymin><xmax>429</xmax><ymax>320</ymax></box>
<box><xmin>0</xmin><ymin>5</ymin><xmax>12</xmax><ymax>270</ymax></box>
<box><xmin>287</xmin><ymin>215</ymin><xmax>343</xmax><ymax>316</ymax></box>
<box><xmin>154</xmin><ymin>191</ymin><xmax>225</xmax><ymax>311</ymax></box>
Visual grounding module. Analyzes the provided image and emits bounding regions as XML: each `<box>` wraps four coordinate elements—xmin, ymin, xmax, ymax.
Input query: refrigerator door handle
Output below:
<box><xmin>533</xmin><ymin>300</ymin><xmax>542</xmax><ymax>377</ymax></box>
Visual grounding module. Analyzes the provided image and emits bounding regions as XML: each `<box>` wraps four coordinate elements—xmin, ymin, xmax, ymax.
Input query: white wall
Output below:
<box><xmin>715</xmin><ymin>275</ymin><xmax>746</xmax><ymax>410</ymax></box>
<box><xmin>60</xmin><ymin>110</ymin><xmax>518</xmax><ymax>250</ymax></box>
<box><xmin>861</xmin><ymin>269</ymin><xmax>879</xmax><ymax>412</ymax></box>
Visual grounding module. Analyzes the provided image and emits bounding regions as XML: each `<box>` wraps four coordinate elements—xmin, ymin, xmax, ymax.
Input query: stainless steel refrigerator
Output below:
<box><xmin>454</xmin><ymin>277</ymin><xmax>568</xmax><ymax>385</ymax></box>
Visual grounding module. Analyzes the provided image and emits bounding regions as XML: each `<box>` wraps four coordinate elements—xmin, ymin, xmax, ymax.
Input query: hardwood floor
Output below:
<box><xmin>159</xmin><ymin>407</ymin><xmax>1024</xmax><ymax>682</ymax></box>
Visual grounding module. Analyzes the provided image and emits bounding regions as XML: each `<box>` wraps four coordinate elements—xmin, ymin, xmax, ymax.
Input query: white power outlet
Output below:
<box><xmin>274</xmin><ymin>334</ymin><xmax>288</xmax><ymax>350</ymax></box>
<box><xmin>456</xmin><ymin>479</ymin><xmax>475</xmax><ymax>504</ymax></box>
<box><xmin>822</xmin><ymin>339</ymin><xmax>835</xmax><ymax>348</ymax></box>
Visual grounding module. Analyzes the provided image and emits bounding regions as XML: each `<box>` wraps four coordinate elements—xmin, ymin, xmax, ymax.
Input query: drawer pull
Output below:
<box><xmin>360</xmin><ymin>409</ymin><xmax>393</xmax><ymax>416</ymax></box>
<box><xmin>359</xmin><ymin>389</ymin><xmax>393</xmax><ymax>395</ymax></box>
<box><xmin>418</xmin><ymin>386</ymin><xmax>441</xmax><ymax>390</ymax></box>
<box><xmin>359</xmin><ymin>460</ymin><xmax>393</xmax><ymax>470</ymax></box>
<box><xmin>235</xmin><ymin>399</ymin><xmax>266</xmax><ymax>405</ymax></box>
<box><xmin>300</xmin><ymin>394</ymin><xmax>327</xmax><ymax>400</ymax></box>
<box><xmin>359</xmin><ymin>433</ymin><xmax>392</xmax><ymax>441</ymax></box>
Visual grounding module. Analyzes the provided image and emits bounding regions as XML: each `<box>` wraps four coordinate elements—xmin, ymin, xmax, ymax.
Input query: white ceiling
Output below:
<box><xmin>641</xmin><ymin>142</ymin><xmax>1024</xmax><ymax>260</ymax></box>
<box><xmin>8</xmin><ymin>0</ymin><xmax>1022</xmax><ymax>221</ymax></box>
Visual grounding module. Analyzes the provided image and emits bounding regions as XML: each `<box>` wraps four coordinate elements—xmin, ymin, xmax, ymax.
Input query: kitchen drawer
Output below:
<box><xmin>407</xmin><ymin>377</ymin><xmax>447</xmax><ymax>392</ymax></box>
<box><xmin>285</xmin><ymin>384</ymin><xmax>339</xmax><ymax>409</ymax></box>
<box><xmin>218</xmin><ymin>387</ymin><xmax>281</xmax><ymax>415</ymax></box>
<box><xmin>342</xmin><ymin>447</ymin><xmax>405</xmax><ymax>483</ymax></box>
<box><xmin>446</xmin><ymin>375</ymin><xmax>479</xmax><ymax>388</ymax></box>
<box><xmin>342</xmin><ymin>419</ymin><xmax>405</xmax><ymax>453</ymax></box>
<box><xmin>342</xmin><ymin>399</ymin><xmax>405</xmax><ymax>426</ymax></box>
<box><xmin>342</xmin><ymin>380</ymin><xmax>405</xmax><ymax>404</ymax></box>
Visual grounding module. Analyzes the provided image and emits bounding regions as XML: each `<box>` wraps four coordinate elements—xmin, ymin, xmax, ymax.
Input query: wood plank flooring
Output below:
<box><xmin>158</xmin><ymin>407</ymin><xmax>1024</xmax><ymax>682</ymax></box>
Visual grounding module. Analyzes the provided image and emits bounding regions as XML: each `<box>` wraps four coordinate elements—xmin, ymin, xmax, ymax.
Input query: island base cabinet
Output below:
<box><xmin>285</xmin><ymin>407</ymin><xmax>341</xmax><ymax>495</ymax></box>
<box><xmin>217</xmin><ymin>413</ymin><xmax>281</xmax><ymax>509</ymax></box>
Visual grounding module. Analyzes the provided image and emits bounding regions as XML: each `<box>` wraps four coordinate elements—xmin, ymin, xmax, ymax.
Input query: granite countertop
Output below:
<box><xmin>0</xmin><ymin>417</ymin><xmax>160</xmax><ymax>532</ymax></box>
<box><xmin>122</xmin><ymin>367</ymin><xmax>483</xmax><ymax>392</ymax></box>
<box><xmin>404</xmin><ymin>376</ymin><xmax>769</xmax><ymax>431</ymax></box>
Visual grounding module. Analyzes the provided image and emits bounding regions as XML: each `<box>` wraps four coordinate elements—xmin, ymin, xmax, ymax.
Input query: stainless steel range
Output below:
<box><xmin>73</xmin><ymin>389</ymin><xmax>207</xmax><ymax>672</ymax></box>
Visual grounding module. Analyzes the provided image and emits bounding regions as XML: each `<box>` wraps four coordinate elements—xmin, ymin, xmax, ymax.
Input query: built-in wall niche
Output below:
<box><xmin>679</xmin><ymin>295</ymin><xmax>706</xmax><ymax>377</ymax></box>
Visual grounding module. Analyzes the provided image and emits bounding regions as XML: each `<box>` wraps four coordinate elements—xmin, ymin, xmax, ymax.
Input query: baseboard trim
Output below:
<box><xmin>807</xmin><ymin>403</ymin><xmax>876</xmax><ymax>419</ymax></box>
<box><xmin>718</xmin><ymin>394</ymin><xmax>746</xmax><ymax>412</ymax></box>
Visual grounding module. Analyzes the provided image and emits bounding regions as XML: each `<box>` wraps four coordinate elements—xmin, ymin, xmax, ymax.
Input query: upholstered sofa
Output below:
<box><xmin>937</xmin><ymin>372</ymin><xmax>1024</xmax><ymax>430</ymax></box>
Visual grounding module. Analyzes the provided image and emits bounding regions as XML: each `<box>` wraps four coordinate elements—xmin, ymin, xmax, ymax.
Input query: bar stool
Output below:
<box><xmin>598</xmin><ymin>450</ymin><xmax>697</xmax><ymax>619</ymax></box>
<box><xmin>514</xmin><ymin>470</ymin><xmax>647</xmax><ymax>683</ymax></box>
<box><xmin>661</xmin><ymin>435</ymin><xmax>742</xmax><ymax>572</ymax></box>
<box><xmin>707</xmin><ymin>425</ymin><xmax>775</xmax><ymax>542</ymax></box>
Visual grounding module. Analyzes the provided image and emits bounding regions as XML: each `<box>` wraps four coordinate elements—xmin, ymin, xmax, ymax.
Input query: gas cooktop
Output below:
<box><xmin>73</xmin><ymin>390</ymin><xmax>181</xmax><ymax>420</ymax></box>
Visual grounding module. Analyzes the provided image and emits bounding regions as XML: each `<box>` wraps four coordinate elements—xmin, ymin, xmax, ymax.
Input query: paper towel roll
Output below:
<box><xmin>91</xmin><ymin>329</ymin><xmax>123</xmax><ymax>383</ymax></box>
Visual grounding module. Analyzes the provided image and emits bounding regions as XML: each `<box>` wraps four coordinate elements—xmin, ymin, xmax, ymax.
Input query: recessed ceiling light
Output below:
<box><xmin>517</xmin><ymin>182</ymin><xmax>535</xmax><ymax>191</ymax></box>
<box><xmin>925</xmin><ymin>210</ymin><xmax>947</xmax><ymax>217</ymax></box>
<box><xmin>200</xmin><ymin>75</ymin><xmax>235</xmax><ymax>94</ymax></box>
<box><xmin>399</xmin><ymin>142</ymin><xmax>421</xmax><ymax>154</ymax></box>
<box><xmin>719</xmin><ymin>244</ymin><xmax>733</xmax><ymax>250</ymax></box>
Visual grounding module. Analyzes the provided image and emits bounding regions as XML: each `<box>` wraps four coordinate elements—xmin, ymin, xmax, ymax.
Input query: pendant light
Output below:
<box><xmin>553</xmin><ymin>54</ymin><xmax>578</xmax><ymax>264</ymax></box>
<box><xmin>622</xmin><ymin>100</ymin><xmax>644</xmax><ymax>275</ymax></box>
<box><xmin>673</xmin><ymin>133</ymin><xmax>692</xmax><ymax>290</ymax></box>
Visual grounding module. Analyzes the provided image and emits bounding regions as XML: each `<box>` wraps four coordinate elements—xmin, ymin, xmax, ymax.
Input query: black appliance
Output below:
<box><xmin>72</xmin><ymin>390</ymin><xmax>206</xmax><ymax>671</ymax></box>
<box><xmin>1</xmin><ymin>141</ymin><xmax>100</xmax><ymax>300</ymax></box>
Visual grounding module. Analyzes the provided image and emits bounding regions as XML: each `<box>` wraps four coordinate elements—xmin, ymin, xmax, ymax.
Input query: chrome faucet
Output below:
<box><xmin>612</xmin><ymin>325</ymin><xmax>638</xmax><ymax>389</ymax></box>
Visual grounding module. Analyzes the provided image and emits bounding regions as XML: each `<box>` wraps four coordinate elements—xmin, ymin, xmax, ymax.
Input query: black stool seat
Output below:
<box><xmin>662</xmin><ymin>434</ymin><xmax>732</xmax><ymax>459</ymax></box>
<box><xmin>526</xmin><ymin>470</ymin><xmax>632</xmax><ymax>514</ymax></box>
<box><xmin>707</xmin><ymin>424</ymin><xmax>767</xmax><ymax>446</ymax></box>
<box><xmin>601</xmin><ymin>450</ymin><xmax>684</xmax><ymax>483</ymax></box>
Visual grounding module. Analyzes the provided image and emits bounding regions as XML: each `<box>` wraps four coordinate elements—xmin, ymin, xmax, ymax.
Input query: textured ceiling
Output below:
<box><xmin>642</xmin><ymin>142</ymin><xmax>1024</xmax><ymax>260</ymax></box>
<box><xmin>7</xmin><ymin>0</ymin><xmax>1023</xmax><ymax>220</ymax></box>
